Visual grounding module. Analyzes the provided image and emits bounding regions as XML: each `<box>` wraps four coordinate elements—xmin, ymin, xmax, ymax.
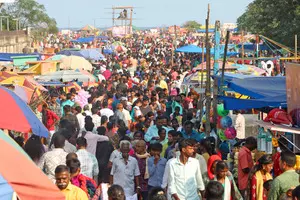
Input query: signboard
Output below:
<box><xmin>286</xmin><ymin>63</ymin><xmax>300</xmax><ymax>113</ymax></box>
<box><xmin>112</xmin><ymin>26</ymin><xmax>132</xmax><ymax>37</ymax></box>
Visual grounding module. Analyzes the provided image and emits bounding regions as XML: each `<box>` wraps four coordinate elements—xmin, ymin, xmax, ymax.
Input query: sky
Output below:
<box><xmin>37</xmin><ymin>0</ymin><xmax>253</xmax><ymax>28</ymax></box>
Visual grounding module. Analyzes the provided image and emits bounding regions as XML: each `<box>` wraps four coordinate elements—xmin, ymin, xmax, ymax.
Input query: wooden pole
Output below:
<box><xmin>205</xmin><ymin>4</ymin><xmax>211</xmax><ymax>136</ymax></box>
<box><xmin>220</xmin><ymin>31</ymin><xmax>230</xmax><ymax>94</ymax></box>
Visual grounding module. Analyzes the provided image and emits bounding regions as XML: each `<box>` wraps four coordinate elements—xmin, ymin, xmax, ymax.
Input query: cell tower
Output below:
<box><xmin>112</xmin><ymin>6</ymin><xmax>133</xmax><ymax>36</ymax></box>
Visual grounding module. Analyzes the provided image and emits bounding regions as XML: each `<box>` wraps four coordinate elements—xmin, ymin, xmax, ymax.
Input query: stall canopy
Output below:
<box><xmin>175</xmin><ymin>45</ymin><xmax>238</xmax><ymax>56</ymax></box>
<box><xmin>71</xmin><ymin>36</ymin><xmax>109</xmax><ymax>43</ymax></box>
<box><xmin>237</xmin><ymin>43</ymin><xmax>270</xmax><ymax>51</ymax></box>
<box><xmin>0</xmin><ymin>53</ymin><xmax>40</xmax><ymax>62</ymax></box>
<box><xmin>175</xmin><ymin>45</ymin><xmax>202</xmax><ymax>53</ymax></box>
<box><xmin>219</xmin><ymin>76</ymin><xmax>287</xmax><ymax>109</ymax></box>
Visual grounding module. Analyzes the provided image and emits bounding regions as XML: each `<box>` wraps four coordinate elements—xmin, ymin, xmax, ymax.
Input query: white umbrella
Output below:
<box><xmin>60</xmin><ymin>56</ymin><xmax>93</xmax><ymax>71</ymax></box>
<box><xmin>34</xmin><ymin>70</ymin><xmax>91</xmax><ymax>82</ymax></box>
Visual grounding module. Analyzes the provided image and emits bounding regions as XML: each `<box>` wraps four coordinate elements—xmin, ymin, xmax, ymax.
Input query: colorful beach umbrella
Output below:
<box><xmin>0</xmin><ymin>86</ymin><xmax>48</xmax><ymax>137</ymax></box>
<box><xmin>0</xmin><ymin>130</ymin><xmax>65</xmax><ymax>200</ymax></box>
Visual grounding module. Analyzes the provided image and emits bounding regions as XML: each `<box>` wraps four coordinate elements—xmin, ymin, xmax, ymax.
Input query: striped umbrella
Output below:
<box><xmin>0</xmin><ymin>130</ymin><xmax>65</xmax><ymax>200</ymax></box>
<box><xmin>0</xmin><ymin>86</ymin><xmax>48</xmax><ymax>137</ymax></box>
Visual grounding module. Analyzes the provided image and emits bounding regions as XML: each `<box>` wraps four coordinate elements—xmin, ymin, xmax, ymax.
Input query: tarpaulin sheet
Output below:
<box><xmin>0</xmin><ymin>53</ymin><xmax>40</xmax><ymax>62</ymax></box>
<box><xmin>228</xmin><ymin>76</ymin><xmax>286</xmax><ymax>99</ymax></box>
<box><xmin>219</xmin><ymin>76</ymin><xmax>286</xmax><ymax>109</ymax></box>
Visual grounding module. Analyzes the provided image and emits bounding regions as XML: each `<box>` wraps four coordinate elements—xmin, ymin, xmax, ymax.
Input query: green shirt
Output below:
<box><xmin>268</xmin><ymin>170</ymin><xmax>300</xmax><ymax>200</ymax></box>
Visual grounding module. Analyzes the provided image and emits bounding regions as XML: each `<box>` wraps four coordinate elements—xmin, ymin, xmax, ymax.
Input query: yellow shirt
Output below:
<box><xmin>61</xmin><ymin>182</ymin><xmax>88</xmax><ymax>200</ymax></box>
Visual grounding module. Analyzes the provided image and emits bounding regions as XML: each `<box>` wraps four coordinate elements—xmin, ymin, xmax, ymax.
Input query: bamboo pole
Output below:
<box><xmin>205</xmin><ymin>4</ymin><xmax>211</xmax><ymax>136</ymax></box>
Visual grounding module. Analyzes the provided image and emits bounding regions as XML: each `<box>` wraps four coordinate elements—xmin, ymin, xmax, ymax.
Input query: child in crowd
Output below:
<box><xmin>263</xmin><ymin>179</ymin><xmax>273</xmax><ymax>197</ymax></box>
<box><xmin>205</xmin><ymin>181</ymin><xmax>224</xmax><ymax>200</ymax></box>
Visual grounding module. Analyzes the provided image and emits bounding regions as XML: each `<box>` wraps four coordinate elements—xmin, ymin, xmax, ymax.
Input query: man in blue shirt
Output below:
<box><xmin>145</xmin><ymin>116</ymin><xmax>172</xmax><ymax>142</ymax></box>
<box><xmin>60</xmin><ymin>93</ymin><xmax>75</xmax><ymax>116</ymax></box>
<box><xmin>148</xmin><ymin>143</ymin><xmax>167</xmax><ymax>191</ymax></box>
<box><xmin>181</xmin><ymin>121</ymin><xmax>205</xmax><ymax>142</ymax></box>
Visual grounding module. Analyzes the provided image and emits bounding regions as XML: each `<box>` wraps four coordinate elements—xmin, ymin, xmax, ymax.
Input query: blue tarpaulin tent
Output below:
<box><xmin>175</xmin><ymin>45</ymin><xmax>238</xmax><ymax>56</ymax></box>
<box><xmin>237</xmin><ymin>43</ymin><xmax>270</xmax><ymax>51</ymax></box>
<box><xmin>219</xmin><ymin>76</ymin><xmax>286</xmax><ymax>109</ymax></box>
<box><xmin>175</xmin><ymin>45</ymin><xmax>203</xmax><ymax>53</ymax></box>
<box><xmin>71</xmin><ymin>36</ymin><xmax>109</xmax><ymax>43</ymax></box>
<box><xmin>79</xmin><ymin>49</ymin><xmax>104</xmax><ymax>60</ymax></box>
<box><xmin>57</xmin><ymin>50</ymin><xmax>83</xmax><ymax>57</ymax></box>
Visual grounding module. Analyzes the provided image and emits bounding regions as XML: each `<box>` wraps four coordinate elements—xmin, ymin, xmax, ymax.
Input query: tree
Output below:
<box><xmin>237</xmin><ymin>0</ymin><xmax>300</xmax><ymax>48</ymax></box>
<box><xmin>1</xmin><ymin>0</ymin><xmax>58</xmax><ymax>37</ymax></box>
<box><xmin>183</xmin><ymin>20</ymin><xmax>202</xmax><ymax>32</ymax></box>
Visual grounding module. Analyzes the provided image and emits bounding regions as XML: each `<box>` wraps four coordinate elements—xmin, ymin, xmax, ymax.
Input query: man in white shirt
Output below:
<box><xmin>168</xmin><ymin>139</ymin><xmax>205</xmax><ymax>200</ymax></box>
<box><xmin>39</xmin><ymin>134</ymin><xmax>68</xmax><ymax>183</ymax></box>
<box><xmin>76</xmin><ymin>137</ymin><xmax>99</xmax><ymax>180</ymax></box>
<box><xmin>91</xmin><ymin>107</ymin><xmax>101</xmax><ymax>128</ymax></box>
<box><xmin>100</xmin><ymin>101</ymin><xmax>114</xmax><ymax>119</ymax></box>
<box><xmin>235</xmin><ymin>110</ymin><xmax>245</xmax><ymax>139</ymax></box>
<box><xmin>78</xmin><ymin>116</ymin><xmax>109</xmax><ymax>155</ymax></box>
<box><xmin>75</xmin><ymin>106</ymin><xmax>85</xmax><ymax>130</ymax></box>
<box><xmin>120</xmin><ymin>98</ymin><xmax>132</xmax><ymax>128</ymax></box>
<box><xmin>110</xmin><ymin>140</ymin><xmax>140</xmax><ymax>198</ymax></box>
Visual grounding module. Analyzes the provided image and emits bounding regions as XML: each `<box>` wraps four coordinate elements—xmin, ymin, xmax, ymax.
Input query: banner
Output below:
<box><xmin>286</xmin><ymin>63</ymin><xmax>300</xmax><ymax>113</ymax></box>
<box><xmin>112</xmin><ymin>26</ymin><xmax>132</xmax><ymax>37</ymax></box>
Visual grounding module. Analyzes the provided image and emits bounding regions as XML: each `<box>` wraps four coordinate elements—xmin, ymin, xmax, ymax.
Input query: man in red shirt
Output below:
<box><xmin>238</xmin><ymin>136</ymin><xmax>257</xmax><ymax>198</ymax></box>
<box><xmin>42</xmin><ymin>104</ymin><xmax>59</xmax><ymax>137</ymax></box>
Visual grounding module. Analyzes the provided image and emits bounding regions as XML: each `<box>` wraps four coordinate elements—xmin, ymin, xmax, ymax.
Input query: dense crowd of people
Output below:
<box><xmin>11</xmin><ymin>33</ymin><xmax>299</xmax><ymax>200</ymax></box>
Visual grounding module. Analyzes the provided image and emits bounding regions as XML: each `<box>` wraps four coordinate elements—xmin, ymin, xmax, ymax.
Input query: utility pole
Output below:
<box><xmin>205</xmin><ymin>4</ymin><xmax>211</xmax><ymax>136</ymax></box>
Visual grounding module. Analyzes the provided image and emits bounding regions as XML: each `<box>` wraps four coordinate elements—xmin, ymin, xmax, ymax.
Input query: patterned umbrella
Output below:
<box><xmin>0</xmin><ymin>130</ymin><xmax>65</xmax><ymax>200</ymax></box>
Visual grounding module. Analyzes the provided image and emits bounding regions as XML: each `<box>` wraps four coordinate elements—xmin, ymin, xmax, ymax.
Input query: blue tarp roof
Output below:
<box><xmin>175</xmin><ymin>45</ymin><xmax>238</xmax><ymax>56</ymax></box>
<box><xmin>220</xmin><ymin>76</ymin><xmax>286</xmax><ymax>109</ymax></box>
<box><xmin>0</xmin><ymin>53</ymin><xmax>40</xmax><ymax>62</ymax></box>
<box><xmin>237</xmin><ymin>43</ymin><xmax>270</xmax><ymax>51</ymax></box>
<box><xmin>228</xmin><ymin>76</ymin><xmax>286</xmax><ymax>99</ymax></box>
<box><xmin>57</xmin><ymin>50</ymin><xmax>83</xmax><ymax>57</ymax></box>
<box><xmin>197</xmin><ymin>29</ymin><xmax>215</xmax><ymax>33</ymax></box>
<box><xmin>175</xmin><ymin>45</ymin><xmax>202</xmax><ymax>53</ymax></box>
<box><xmin>71</xmin><ymin>36</ymin><xmax>109</xmax><ymax>43</ymax></box>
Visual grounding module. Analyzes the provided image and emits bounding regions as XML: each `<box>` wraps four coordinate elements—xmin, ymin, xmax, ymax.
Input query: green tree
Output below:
<box><xmin>237</xmin><ymin>0</ymin><xmax>300</xmax><ymax>48</ymax></box>
<box><xmin>1</xmin><ymin>0</ymin><xmax>58</xmax><ymax>37</ymax></box>
<box><xmin>183</xmin><ymin>20</ymin><xmax>202</xmax><ymax>32</ymax></box>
